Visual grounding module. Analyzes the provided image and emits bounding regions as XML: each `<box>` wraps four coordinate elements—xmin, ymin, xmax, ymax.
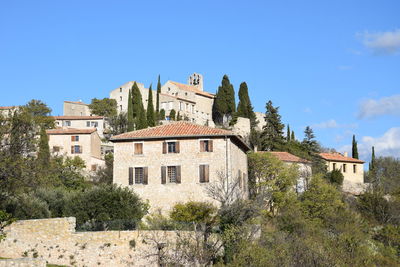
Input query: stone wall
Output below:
<box><xmin>0</xmin><ymin>258</ymin><xmax>46</xmax><ymax>267</ymax></box>
<box><xmin>0</xmin><ymin>217</ymin><xmax>181</xmax><ymax>267</ymax></box>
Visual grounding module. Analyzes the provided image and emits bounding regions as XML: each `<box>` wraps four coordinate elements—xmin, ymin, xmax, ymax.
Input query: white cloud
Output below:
<box><xmin>339</xmin><ymin>127</ymin><xmax>400</xmax><ymax>162</ymax></box>
<box><xmin>358</xmin><ymin>29</ymin><xmax>400</xmax><ymax>54</ymax></box>
<box><xmin>313</xmin><ymin>119</ymin><xmax>357</xmax><ymax>129</ymax></box>
<box><xmin>358</xmin><ymin>95</ymin><xmax>400</xmax><ymax>119</ymax></box>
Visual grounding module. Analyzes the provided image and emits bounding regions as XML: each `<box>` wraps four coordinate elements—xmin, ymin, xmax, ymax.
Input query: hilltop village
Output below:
<box><xmin>2</xmin><ymin>73</ymin><xmax>394</xmax><ymax>267</ymax></box>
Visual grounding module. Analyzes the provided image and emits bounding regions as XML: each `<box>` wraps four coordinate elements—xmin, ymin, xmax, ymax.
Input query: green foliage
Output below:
<box><xmin>169</xmin><ymin>109</ymin><xmax>176</xmax><ymax>121</ymax></box>
<box><xmin>23</xmin><ymin>99</ymin><xmax>55</xmax><ymax>129</ymax></box>
<box><xmin>352</xmin><ymin>135</ymin><xmax>359</xmax><ymax>159</ymax></box>
<box><xmin>37</xmin><ymin>126</ymin><xmax>50</xmax><ymax>168</ymax></box>
<box><xmin>146</xmin><ymin>84</ymin><xmax>156</xmax><ymax>127</ymax></box>
<box><xmin>170</xmin><ymin>201</ymin><xmax>217</xmax><ymax>225</ymax></box>
<box><xmin>291</xmin><ymin>130</ymin><xmax>295</xmax><ymax>141</ymax></box>
<box><xmin>369</xmin><ymin>146</ymin><xmax>376</xmax><ymax>172</ymax></box>
<box><xmin>286</xmin><ymin>124</ymin><xmax>290</xmax><ymax>141</ymax></box>
<box><xmin>176</xmin><ymin>111</ymin><xmax>182</xmax><ymax>121</ymax></box>
<box><xmin>108</xmin><ymin>112</ymin><xmax>128</xmax><ymax>135</ymax></box>
<box><xmin>325</xmin><ymin>169</ymin><xmax>344</xmax><ymax>186</ymax></box>
<box><xmin>260</xmin><ymin>100</ymin><xmax>285</xmax><ymax>151</ymax></box>
<box><xmin>88</xmin><ymin>98</ymin><xmax>117</xmax><ymax>117</ymax></box>
<box><xmin>302</xmin><ymin>126</ymin><xmax>318</xmax><ymax>152</ymax></box>
<box><xmin>131</xmin><ymin>82</ymin><xmax>147</xmax><ymax>130</ymax></box>
<box><xmin>156</xmin><ymin>75</ymin><xmax>161</xmax><ymax>114</ymax></box>
<box><xmin>368</xmin><ymin>156</ymin><xmax>400</xmax><ymax>193</ymax></box>
<box><xmin>357</xmin><ymin>188</ymin><xmax>394</xmax><ymax>224</ymax></box>
<box><xmin>236</xmin><ymin>82</ymin><xmax>257</xmax><ymax>128</ymax></box>
<box><xmin>63</xmin><ymin>184</ymin><xmax>149</xmax><ymax>230</ymax></box>
<box><xmin>4</xmin><ymin>193</ymin><xmax>51</xmax><ymax>220</ymax></box>
<box><xmin>91</xmin><ymin>153</ymin><xmax>113</xmax><ymax>185</ymax></box>
<box><xmin>140</xmin><ymin>210</ymin><xmax>178</xmax><ymax>230</ymax></box>
<box><xmin>127</xmin><ymin>89</ymin><xmax>134</xmax><ymax>131</ymax></box>
<box><xmin>0</xmin><ymin>210</ymin><xmax>14</xmax><ymax>242</ymax></box>
<box><xmin>159</xmin><ymin>109</ymin><xmax>166</xmax><ymax>120</ymax></box>
<box><xmin>212</xmin><ymin>75</ymin><xmax>236</xmax><ymax>125</ymax></box>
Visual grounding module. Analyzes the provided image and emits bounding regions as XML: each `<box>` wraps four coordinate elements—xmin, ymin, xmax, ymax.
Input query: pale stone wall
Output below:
<box><xmin>63</xmin><ymin>102</ymin><xmax>91</xmax><ymax>116</ymax></box>
<box><xmin>0</xmin><ymin>217</ymin><xmax>183</xmax><ymax>267</ymax></box>
<box><xmin>255</xmin><ymin>112</ymin><xmax>266</xmax><ymax>131</ymax></box>
<box><xmin>0</xmin><ymin>258</ymin><xmax>46</xmax><ymax>267</ymax></box>
<box><xmin>232</xmin><ymin>117</ymin><xmax>251</xmax><ymax>138</ymax></box>
<box><xmin>55</xmin><ymin>118</ymin><xmax>106</xmax><ymax>138</ymax></box>
<box><xmin>326</xmin><ymin>161</ymin><xmax>365</xmax><ymax>194</ymax></box>
<box><xmin>113</xmin><ymin>137</ymin><xmax>248</xmax><ymax>212</ymax></box>
<box><xmin>48</xmin><ymin>132</ymin><xmax>105</xmax><ymax>172</ymax></box>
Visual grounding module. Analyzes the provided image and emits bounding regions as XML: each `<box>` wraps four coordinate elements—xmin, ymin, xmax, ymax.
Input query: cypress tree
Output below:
<box><xmin>291</xmin><ymin>130</ymin><xmax>295</xmax><ymax>141</ymax></box>
<box><xmin>369</xmin><ymin>146</ymin><xmax>376</xmax><ymax>171</ymax></box>
<box><xmin>127</xmin><ymin>88</ymin><xmax>134</xmax><ymax>131</ymax></box>
<box><xmin>177</xmin><ymin>111</ymin><xmax>182</xmax><ymax>121</ymax></box>
<box><xmin>302</xmin><ymin>126</ymin><xmax>318</xmax><ymax>152</ymax></box>
<box><xmin>212</xmin><ymin>75</ymin><xmax>236</xmax><ymax>125</ymax></box>
<box><xmin>352</xmin><ymin>135</ymin><xmax>359</xmax><ymax>159</ymax></box>
<box><xmin>37</xmin><ymin>126</ymin><xmax>50</xmax><ymax>167</ymax></box>
<box><xmin>146</xmin><ymin>84</ymin><xmax>155</xmax><ymax>127</ymax></box>
<box><xmin>159</xmin><ymin>109</ymin><xmax>166</xmax><ymax>120</ymax></box>
<box><xmin>287</xmin><ymin>125</ymin><xmax>291</xmax><ymax>141</ymax></box>
<box><xmin>131</xmin><ymin>82</ymin><xmax>147</xmax><ymax>129</ymax></box>
<box><xmin>156</xmin><ymin>75</ymin><xmax>161</xmax><ymax>121</ymax></box>
<box><xmin>236</xmin><ymin>82</ymin><xmax>257</xmax><ymax>128</ymax></box>
<box><xmin>260</xmin><ymin>100</ymin><xmax>285</xmax><ymax>151</ymax></box>
<box><xmin>169</xmin><ymin>109</ymin><xmax>176</xmax><ymax>121</ymax></box>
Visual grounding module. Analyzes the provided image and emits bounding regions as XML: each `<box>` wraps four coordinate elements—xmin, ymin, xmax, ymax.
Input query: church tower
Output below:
<box><xmin>188</xmin><ymin>73</ymin><xmax>203</xmax><ymax>91</ymax></box>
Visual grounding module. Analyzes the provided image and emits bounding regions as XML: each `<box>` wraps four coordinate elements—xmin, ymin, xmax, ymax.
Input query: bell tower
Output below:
<box><xmin>188</xmin><ymin>73</ymin><xmax>203</xmax><ymax>91</ymax></box>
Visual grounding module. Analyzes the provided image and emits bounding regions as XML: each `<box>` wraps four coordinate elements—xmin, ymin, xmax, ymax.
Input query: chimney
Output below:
<box><xmin>344</xmin><ymin>152</ymin><xmax>348</xmax><ymax>157</ymax></box>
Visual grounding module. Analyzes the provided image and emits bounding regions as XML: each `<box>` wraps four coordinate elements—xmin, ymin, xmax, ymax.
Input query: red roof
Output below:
<box><xmin>53</xmin><ymin>116</ymin><xmax>104</xmax><ymax>120</ymax></box>
<box><xmin>258</xmin><ymin>151</ymin><xmax>310</xmax><ymax>163</ymax></box>
<box><xmin>170</xmin><ymin>81</ymin><xmax>215</xmax><ymax>98</ymax></box>
<box><xmin>0</xmin><ymin>106</ymin><xmax>17</xmax><ymax>110</ymax></box>
<box><xmin>46</xmin><ymin>128</ymin><xmax>97</xmax><ymax>135</ymax></box>
<box><xmin>319</xmin><ymin>153</ymin><xmax>364</xmax><ymax>163</ymax></box>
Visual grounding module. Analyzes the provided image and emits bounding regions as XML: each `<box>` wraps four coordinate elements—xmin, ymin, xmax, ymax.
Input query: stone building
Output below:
<box><xmin>110</xmin><ymin>121</ymin><xmax>250</xmax><ymax>212</ymax></box>
<box><xmin>53</xmin><ymin>115</ymin><xmax>106</xmax><ymax>138</ymax></box>
<box><xmin>319</xmin><ymin>152</ymin><xmax>365</xmax><ymax>194</ymax></box>
<box><xmin>109</xmin><ymin>73</ymin><xmax>215</xmax><ymax>126</ymax></box>
<box><xmin>0</xmin><ymin>106</ymin><xmax>19</xmax><ymax>117</ymax></box>
<box><xmin>63</xmin><ymin>101</ymin><xmax>91</xmax><ymax>116</ymax></box>
<box><xmin>46</xmin><ymin>128</ymin><xmax>105</xmax><ymax>172</ymax></box>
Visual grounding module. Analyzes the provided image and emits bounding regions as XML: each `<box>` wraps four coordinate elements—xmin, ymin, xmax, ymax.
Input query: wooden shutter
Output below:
<box><xmin>134</xmin><ymin>143</ymin><xmax>143</xmax><ymax>154</ymax></box>
<box><xmin>204</xmin><ymin>165</ymin><xmax>209</xmax><ymax>182</ymax></box>
<box><xmin>129</xmin><ymin>167</ymin><xmax>133</xmax><ymax>185</ymax></box>
<box><xmin>79</xmin><ymin>146</ymin><xmax>83</xmax><ymax>153</ymax></box>
<box><xmin>176</xmin><ymin>166</ymin><xmax>181</xmax><ymax>183</ymax></box>
<box><xmin>200</xmin><ymin>141</ymin><xmax>205</xmax><ymax>152</ymax></box>
<box><xmin>162</xmin><ymin>142</ymin><xmax>167</xmax><ymax>154</ymax></box>
<box><xmin>209</xmin><ymin>140</ymin><xmax>213</xmax><ymax>152</ymax></box>
<box><xmin>143</xmin><ymin>167</ymin><xmax>148</xmax><ymax>185</ymax></box>
<box><xmin>161</xmin><ymin>166</ymin><xmax>166</xmax><ymax>184</ymax></box>
<box><xmin>71</xmin><ymin>146</ymin><xmax>74</xmax><ymax>154</ymax></box>
<box><xmin>199</xmin><ymin>165</ymin><xmax>205</xmax><ymax>183</ymax></box>
<box><xmin>238</xmin><ymin>170</ymin><xmax>242</xmax><ymax>189</ymax></box>
<box><xmin>176</xmin><ymin>142</ymin><xmax>180</xmax><ymax>153</ymax></box>
<box><xmin>71</xmin><ymin>136</ymin><xmax>75</xmax><ymax>141</ymax></box>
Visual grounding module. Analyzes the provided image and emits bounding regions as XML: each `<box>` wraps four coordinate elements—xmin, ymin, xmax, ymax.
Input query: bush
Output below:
<box><xmin>325</xmin><ymin>169</ymin><xmax>344</xmax><ymax>186</ymax></box>
<box><xmin>170</xmin><ymin>201</ymin><xmax>217</xmax><ymax>225</ymax></box>
<box><xmin>4</xmin><ymin>193</ymin><xmax>50</xmax><ymax>220</ymax></box>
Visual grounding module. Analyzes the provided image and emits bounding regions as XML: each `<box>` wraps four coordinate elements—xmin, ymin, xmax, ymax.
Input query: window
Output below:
<box><xmin>120</xmin><ymin>96</ymin><xmax>122</xmax><ymax>101</ymax></box>
<box><xmin>91</xmin><ymin>165</ymin><xmax>97</xmax><ymax>172</ymax></box>
<box><xmin>163</xmin><ymin>141</ymin><xmax>180</xmax><ymax>153</ymax></box>
<box><xmin>192</xmin><ymin>105</ymin><xmax>195</xmax><ymax>114</ymax></box>
<box><xmin>332</xmin><ymin>163</ymin><xmax>336</xmax><ymax>170</ymax></box>
<box><xmin>120</xmin><ymin>87</ymin><xmax>122</xmax><ymax>92</ymax></box>
<box><xmin>161</xmin><ymin>166</ymin><xmax>181</xmax><ymax>184</ymax></box>
<box><xmin>200</xmin><ymin>140</ymin><xmax>213</xmax><ymax>152</ymax></box>
<box><xmin>186</xmin><ymin>103</ymin><xmax>189</xmax><ymax>111</ymax></box>
<box><xmin>129</xmin><ymin>167</ymin><xmax>148</xmax><ymax>185</ymax></box>
<box><xmin>86</xmin><ymin>121</ymin><xmax>90</xmax><ymax>127</ymax></box>
<box><xmin>71</xmin><ymin>136</ymin><xmax>79</xmax><ymax>141</ymax></box>
<box><xmin>179</xmin><ymin>102</ymin><xmax>183</xmax><ymax>111</ymax></box>
<box><xmin>120</xmin><ymin>105</ymin><xmax>122</xmax><ymax>111</ymax></box>
<box><xmin>53</xmin><ymin>146</ymin><xmax>60</xmax><ymax>152</ymax></box>
<box><xmin>71</xmin><ymin>145</ymin><xmax>82</xmax><ymax>154</ymax></box>
<box><xmin>199</xmin><ymin>164</ymin><xmax>209</xmax><ymax>183</ymax></box>
<box><xmin>134</xmin><ymin>143</ymin><xmax>143</xmax><ymax>155</ymax></box>
<box><xmin>343</xmin><ymin>164</ymin><xmax>347</xmax><ymax>173</ymax></box>
<box><xmin>91</xmin><ymin>121</ymin><xmax>98</xmax><ymax>127</ymax></box>
<box><xmin>64</xmin><ymin>121</ymin><xmax>71</xmax><ymax>126</ymax></box>
<box><xmin>353</xmin><ymin>164</ymin><xmax>357</xmax><ymax>173</ymax></box>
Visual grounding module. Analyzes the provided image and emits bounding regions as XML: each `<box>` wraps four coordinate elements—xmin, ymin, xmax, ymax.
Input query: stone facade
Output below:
<box><xmin>111</xmin><ymin>122</ymin><xmax>250</xmax><ymax>212</ymax></box>
<box><xmin>0</xmin><ymin>217</ymin><xmax>183</xmax><ymax>267</ymax></box>
<box><xmin>63</xmin><ymin>101</ymin><xmax>91</xmax><ymax>116</ymax></box>
<box><xmin>47</xmin><ymin>128</ymin><xmax>105</xmax><ymax>172</ymax></box>
<box><xmin>110</xmin><ymin>81</ymin><xmax>152</xmax><ymax>114</ymax></box>
<box><xmin>54</xmin><ymin>115</ymin><xmax>107</xmax><ymax>139</ymax></box>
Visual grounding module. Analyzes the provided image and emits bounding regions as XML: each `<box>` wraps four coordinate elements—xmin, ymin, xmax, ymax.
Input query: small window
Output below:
<box><xmin>64</xmin><ymin>121</ymin><xmax>71</xmax><ymax>127</ymax></box>
<box><xmin>135</xmin><ymin>167</ymin><xmax>144</xmax><ymax>184</ymax></box>
<box><xmin>120</xmin><ymin>96</ymin><xmax>122</xmax><ymax>101</ymax></box>
<box><xmin>53</xmin><ymin>146</ymin><xmax>60</xmax><ymax>152</ymax></box>
<box><xmin>91</xmin><ymin>121</ymin><xmax>98</xmax><ymax>127</ymax></box>
<box><xmin>179</xmin><ymin>102</ymin><xmax>183</xmax><ymax>111</ymax></box>
<box><xmin>332</xmin><ymin>163</ymin><xmax>336</xmax><ymax>170</ymax></box>
<box><xmin>86</xmin><ymin>121</ymin><xmax>90</xmax><ymax>127</ymax></box>
<box><xmin>71</xmin><ymin>145</ymin><xmax>82</xmax><ymax>154</ymax></box>
<box><xmin>343</xmin><ymin>164</ymin><xmax>347</xmax><ymax>173</ymax></box>
<box><xmin>199</xmin><ymin>164</ymin><xmax>209</xmax><ymax>183</ymax></box>
<box><xmin>120</xmin><ymin>87</ymin><xmax>122</xmax><ymax>92</ymax></box>
<box><xmin>353</xmin><ymin>164</ymin><xmax>357</xmax><ymax>173</ymax></box>
<box><xmin>134</xmin><ymin>143</ymin><xmax>143</xmax><ymax>155</ymax></box>
<box><xmin>200</xmin><ymin>140</ymin><xmax>213</xmax><ymax>152</ymax></box>
<box><xmin>71</xmin><ymin>136</ymin><xmax>79</xmax><ymax>141</ymax></box>
<box><xmin>120</xmin><ymin>105</ymin><xmax>122</xmax><ymax>111</ymax></box>
<box><xmin>168</xmin><ymin>166</ymin><xmax>177</xmax><ymax>183</ymax></box>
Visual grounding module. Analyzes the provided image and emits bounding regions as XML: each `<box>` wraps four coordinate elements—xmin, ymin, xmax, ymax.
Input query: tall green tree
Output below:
<box><xmin>23</xmin><ymin>99</ymin><xmax>55</xmax><ymax>129</ymax></box>
<box><xmin>156</xmin><ymin>75</ymin><xmax>161</xmax><ymax>121</ymax></box>
<box><xmin>302</xmin><ymin>126</ymin><xmax>318</xmax><ymax>152</ymax></box>
<box><xmin>370</xmin><ymin>146</ymin><xmax>376</xmax><ymax>172</ymax></box>
<box><xmin>146</xmin><ymin>84</ymin><xmax>155</xmax><ymax>127</ymax></box>
<box><xmin>89</xmin><ymin>98</ymin><xmax>117</xmax><ymax>117</ymax></box>
<box><xmin>291</xmin><ymin>130</ymin><xmax>295</xmax><ymax>141</ymax></box>
<box><xmin>37</xmin><ymin>127</ymin><xmax>50</xmax><ymax>168</ymax></box>
<box><xmin>131</xmin><ymin>82</ymin><xmax>147</xmax><ymax>130</ymax></box>
<box><xmin>127</xmin><ymin>89</ymin><xmax>134</xmax><ymax>131</ymax></box>
<box><xmin>286</xmin><ymin>125</ymin><xmax>291</xmax><ymax>141</ymax></box>
<box><xmin>352</xmin><ymin>135</ymin><xmax>359</xmax><ymax>159</ymax></box>
<box><xmin>212</xmin><ymin>75</ymin><xmax>236</xmax><ymax>125</ymax></box>
<box><xmin>236</xmin><ymin>82</ymin><xmax>257</xmax><ymax>128</ymax></box>
<box><xmin>169</xmin><ymin>109</ymin><xmax>176</xmax><ymax>121</ymax></box>
<box><xmin>260</xmin><ymin>100</ymin><xmax>285</xmax><ymax>151</ymax></box>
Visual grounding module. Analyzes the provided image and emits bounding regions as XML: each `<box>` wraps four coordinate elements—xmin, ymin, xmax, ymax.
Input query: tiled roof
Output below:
<box><xmin>46</xmin><ymin>128</ymin><xmax>97</xmax><ymax>135</ymax></box>
<box><xmin>257</xmin><ymin>151</ymin><xmax>310</xmax><ymax>163</ymax></box>
<box><xmin>170</xmin><ymin>81</ymin><xmax>215</xmax><ymax>98</ymax></box>
<box><xmin>53</xmin><ymin>116</ymin><xmax>104</xmax><ymax>120</ymax></box>
<box><xmin>319</xmin><ymin>153</ymin><xmax>364</xmax><ymax>163</ymax></box>
<box><xmin>64</xmin><ymin>101</ymin><xmax>88</xmax><ymax>105</ymax></box>
<box><xmin>0</xmin><ymin>106</ymin><xmax>17</xmax><ymax>110</ymax></box>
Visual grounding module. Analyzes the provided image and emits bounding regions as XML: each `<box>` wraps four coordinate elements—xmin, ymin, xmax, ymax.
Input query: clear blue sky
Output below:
<box><xmin>1</xmin><ymin>0</ymin><xmax>399</xmax><ymax>162</ymax></box>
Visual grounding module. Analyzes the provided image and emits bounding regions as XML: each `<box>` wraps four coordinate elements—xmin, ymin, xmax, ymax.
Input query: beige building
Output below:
<box><xmin>319</xmin><ymin>152</ymin><xmax>365</xmax><ymax>194</ymax></box>
<box><xmin>0</xmin><ymin>106</ymin><xmax>19</xmax><ymax>117</ymax></box>
<box><xmin>110</xmin><ymin>122</ymin><xmax>250</xmax><ymax>212</ymax></box>
<box><xmin>53</xmin><ymin>115</ymin><xmax>106</xmax><ymax>139</ymax></box>
<box><xmin>46</xmin><ymin>128</ymin><xmax>105</xmax><ymax>172</ymax></box>
<box><xmin>109</xmin><ymin>73</ymin><xmax>215</xmax><ymax>126</ymax></box>
<box><xmin>63</xmin><ymin>101</ymin><xmax>91</xmax><ymax>116</ymax></box>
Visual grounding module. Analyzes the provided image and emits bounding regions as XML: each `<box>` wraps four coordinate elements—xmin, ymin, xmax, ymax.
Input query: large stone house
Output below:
<box><xmin>46</xmin><ymin>128</ymin><xmax>105</xmax><ymax>172</ymax></box>
<box><xmin>319</xmin><ymin>152</ymin><xmax>365</xmax><ymax>194</ymax></box>
<box><xmin>53</xmin><ymin>115</ymin><xmax>106</xmax><ymax>139</ymax></box>
<box><xmin>110</xmin><ymin>122</ymin><xmax>250</xmax><ymax>212</ymax></box>
<box><xmin>109</xmin><ymin>73</ymin><xmax>215</xmax><ymax>126</ymax></box>
<box><xmin>63</xmin><ymin>101</ymin><xmax>91</xmax><ymax>116</ymax></box>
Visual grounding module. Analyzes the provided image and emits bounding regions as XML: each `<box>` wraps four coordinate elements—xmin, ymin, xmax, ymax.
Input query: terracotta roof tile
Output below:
<box><xmin>319</xmin><ymin>153</ymin><xmax>364</xmax><ymax>163</ymax></box>
<box><xmin>46</xmin><ymin>128</ymin><xmax>97</xmax><ymax>135</ymax></box>
<box><xmin>111</xmin><ymin>122</ymin><xmax>234</xmax><ymax>140</ymax></box>
<box><xmin>53</xmin><ymin>116</ymin><xmax>104</xmax><ymax>120</ymax></box>
<box><xmin>258</xmin><ymin>151</ymin><xmax>310</xmax><ymax>163</ymax></box>
<box><xmin>170</xmin><ymin>81</ymin><xmax>215</xmax><ymax>98</ymax></box>
<box><xmin>0</xmin><ymin>106</ymin><xmax>17</xmax><ymax>110</ymax></box>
